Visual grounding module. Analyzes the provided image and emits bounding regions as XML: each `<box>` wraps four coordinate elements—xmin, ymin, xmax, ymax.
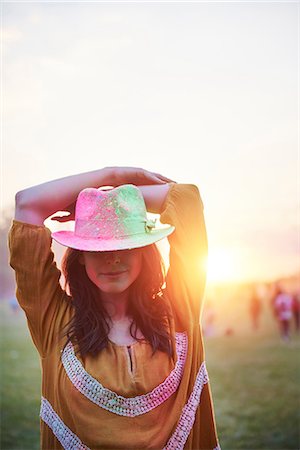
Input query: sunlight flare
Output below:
<box><xmin>206</xmin><ymin>248</ymin><xmax>240</xmax><ymax>283</ymax></box>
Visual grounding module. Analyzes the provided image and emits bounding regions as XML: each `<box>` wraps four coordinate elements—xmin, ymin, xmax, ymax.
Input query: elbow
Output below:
<box><xmin>14</xmin><ymin>190</ymin><xmax>28</xmax><ymax>220</ymax></box>
<box><xmin>15</xmin><ymin>190</ymin><xmax>24</xmax><ymax>209</ymax></box>
<box><xmin>14</xmin><ymin>189</ymin><xmax>37</xmax><ymax>222</ymax></box>
<box><xmin>178</xmin><ymin>183</ymin><xmax>200</xmax><ymax>197</ymax></box>
<box><xmin>188</xmin><ymin>184</ymin><xmax>200</xmax><ymax>196</ymax></box>
<box><xmin>190</xmin><ymin>184</ymin><xmax>204</xmax><ymax>209</ymax></box>
<box><xmin>181</xmin><ymin>184</ymin><xmax>204</xmax><ymax>209</ymax></box>
<box><xmin>15</xmin><ymin>189</ymin><xmax>28</xmax><ymax>211</ymax></box>
<box><xmin>14</xmin><ymin>188</ymin><xmax>47</xmax><ymax>225</ymax></box>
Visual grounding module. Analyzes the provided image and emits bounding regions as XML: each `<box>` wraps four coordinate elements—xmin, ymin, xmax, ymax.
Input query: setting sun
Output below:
<box><xmin>206</xmin><ymin>248</ymin><xmax>240</xmax><ymax>283</ymax></box>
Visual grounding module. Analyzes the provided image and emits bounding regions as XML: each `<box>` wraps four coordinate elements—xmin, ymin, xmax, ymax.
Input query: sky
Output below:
<box><xmin>1</xmin><ymin>1</ymin><xmax>299</xmax><ymax>284</ymax></box>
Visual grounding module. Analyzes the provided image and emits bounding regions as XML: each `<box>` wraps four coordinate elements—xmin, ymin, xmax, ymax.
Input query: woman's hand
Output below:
<box><xmin>108</xmin><ymin>167</ymin><xmax>176</xmax><ymax>186</ymax></box>
<box><xmin>51</xmin><ymin>168</ymin><xmax>176</xmax><ymax>222</ymax></box>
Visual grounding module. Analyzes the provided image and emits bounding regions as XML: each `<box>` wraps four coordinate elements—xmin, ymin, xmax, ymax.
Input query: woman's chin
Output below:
<box><xmin>97</xmin><ymin>282</ymin><xmax>130</xmax><ymax>294</ymax></box>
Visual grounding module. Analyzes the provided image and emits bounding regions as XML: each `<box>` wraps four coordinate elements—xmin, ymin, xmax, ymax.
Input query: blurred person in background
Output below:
<box><xmin>273</xmin><ymin>287</ymin><xmax>293</xmax><ymax>341</ymax></box>
<box><xmin>202</xmin><ymin>299</ymin><xmax>216</xmax><ymax>337</ymax></box>
<box><xmin>9</xmin><ymin>166</ymin><xmax>220</xmax><ymax>450</ymax></box>
<box><xmin>249</xmin><ymin>285</ymin><xmax>262</xmax><ymax>331</ymax></box>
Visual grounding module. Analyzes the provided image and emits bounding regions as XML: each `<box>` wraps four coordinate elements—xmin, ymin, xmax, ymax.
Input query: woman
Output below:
<box><xmin>9</xmin><ymin>166</ymin><xmax>220</xmax><ymax>450</ymax></box>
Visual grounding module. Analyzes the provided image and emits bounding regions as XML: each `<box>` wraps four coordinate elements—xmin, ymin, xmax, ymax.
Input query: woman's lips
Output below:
<box><xmin>100</xmin><ymin>271</ymin><xmax>127</xmax><ymax>277</ymax></box>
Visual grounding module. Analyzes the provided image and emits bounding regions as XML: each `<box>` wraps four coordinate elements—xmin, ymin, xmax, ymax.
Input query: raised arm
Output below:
<box><xmin>15</xmin><ymin>167</ymin><xmax>174</xmax><ymax>225</ymax></box>
<box><xmin>10</xmin><ymin>167</ymin><xmax>175</xmax><ymax>357</ymax></box>
<box><xmin>160</xmin><ymin>184</ymin><xmax>208</xmax><ymax>329</ymax></box>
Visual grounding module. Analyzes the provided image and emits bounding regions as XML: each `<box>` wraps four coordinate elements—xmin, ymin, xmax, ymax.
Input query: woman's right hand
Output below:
<box><xmin>108</xmin><ymin>166</ymin><xmax>176</xmax><ymax>187</ymax></box>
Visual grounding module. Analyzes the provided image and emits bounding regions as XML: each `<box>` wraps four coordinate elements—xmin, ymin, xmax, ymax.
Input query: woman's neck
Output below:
<box><xmin>100</xmin><ymin>290</ymin><xmax>130</xmax><ymax>320</ymax></box>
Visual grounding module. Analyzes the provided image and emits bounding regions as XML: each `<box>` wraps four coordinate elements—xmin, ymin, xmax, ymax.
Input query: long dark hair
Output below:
<box><xmin>60</xmin><ymin>244</ymin><xmax>173</xmax><ymax>358</ymax></box>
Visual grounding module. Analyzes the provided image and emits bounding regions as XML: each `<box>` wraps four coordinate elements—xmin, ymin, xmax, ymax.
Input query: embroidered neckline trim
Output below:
<box><xmin>40</xmin><ymin>360</ymin><xmax>220</xmax><ymax>450</ymax></box>
<box><xmin>61</xmin><ymin>332</ymin><xmax>188</xmax><ymax>417</ymax></box>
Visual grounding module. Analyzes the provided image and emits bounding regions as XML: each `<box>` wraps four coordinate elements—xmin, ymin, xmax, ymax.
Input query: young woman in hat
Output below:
<box><xmin>9</xmin><ymin>166</ymin><xmax>220</xmax><ymax>450</ymax></box>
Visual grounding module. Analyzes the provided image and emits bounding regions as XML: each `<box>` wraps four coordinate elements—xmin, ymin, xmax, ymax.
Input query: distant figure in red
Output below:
<box><xmin>273</xmin><ymin>288</ymin><xmax>293</xmax><ymax>341</ymax></box>
<box><xmin>249</xmin><ymin>286</ymin><xmax>262</xmax><ymax>331</ymax></box>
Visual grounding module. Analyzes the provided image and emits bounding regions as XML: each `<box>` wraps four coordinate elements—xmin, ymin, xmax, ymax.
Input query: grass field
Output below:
<box><xmin>1</xmin><ymin>293</ymin><xmax>299</xmax><ymax>450</ymax></box>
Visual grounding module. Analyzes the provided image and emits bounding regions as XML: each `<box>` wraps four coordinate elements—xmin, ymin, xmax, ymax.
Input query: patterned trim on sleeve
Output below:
<box><xmin>61</xmin><ymin>332</ymin><xmax>188</xmax><ymax>417</ymax></box>
<box><xmin>40</xmin><ymin>396</ymin><xmax>90</xmax><ymax>450</ymax></box>
<box><xmin>163</xmin><ymin>361</ymin><xmax>209</xmax><ymax>450</ymax></box>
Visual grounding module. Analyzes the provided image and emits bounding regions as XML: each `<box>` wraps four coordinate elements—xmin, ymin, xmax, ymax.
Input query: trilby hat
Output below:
<box><xmin>51</xmin><ymin>184</ymin><xmax>175</xmax><ymax>251</ymax></box>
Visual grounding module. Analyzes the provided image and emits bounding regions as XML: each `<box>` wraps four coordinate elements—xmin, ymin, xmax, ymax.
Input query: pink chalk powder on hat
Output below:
<box><xmin>51</xmin><ymin>184</ymin><xmax>175</xmax><ymax>251</ymax></box>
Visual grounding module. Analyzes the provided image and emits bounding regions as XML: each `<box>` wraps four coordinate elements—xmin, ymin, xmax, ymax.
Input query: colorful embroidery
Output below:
<box><xmin>40</xmin><ymin>397</ymin><xmax>90</xmax><ymax>450</ymax></box>
<box><xmin>163</xmin><ymin>361</ymin><xmax>209</xmax><ymax>450</ymax></box>
<box><xmin>40</xmin><ymin>360</ymin><xmax>217</xmax><ymax>450</ymax></box>
<box><xmin>61</xmin><ymin>332</ymin><xmax>188</xmax><ymax>417</ymax></box>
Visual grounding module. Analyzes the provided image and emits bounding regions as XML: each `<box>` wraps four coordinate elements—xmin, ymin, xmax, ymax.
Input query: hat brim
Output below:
<box><xmin>51</xmin><ymin>226</ymin><xmax>175</xmax><ymax>251</ymax></box>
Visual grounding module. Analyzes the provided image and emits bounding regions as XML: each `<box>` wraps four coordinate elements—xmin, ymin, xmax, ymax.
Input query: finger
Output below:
<box><xmin>136</xmin><ymin>169</ymin><xmax>175</xmax><ymax>184</ymax></box>
<box><xmin>142</xmin><ymin>173</ymin><xmax>170</xmax><ymax>184</ymax></box>
<box><xmin>152</xmin><ymin>172</ymin><xmax>177</xmax><ymax>183</ymax></box>
<box><xmin>149</xmin><ymin>175</ymin><xmax>168</xmax><ymax>184</ymax></box>
<box><xmin>134</xmin><ymin>170</ymin><xmax>165</xmax><ymax>185</ymax></box>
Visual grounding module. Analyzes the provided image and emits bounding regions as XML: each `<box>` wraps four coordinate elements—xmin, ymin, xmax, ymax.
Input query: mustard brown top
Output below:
<box><xmin>9</xmin><ymin>183</ymin><xmax>219</xmax><ymax>450</ymax></box>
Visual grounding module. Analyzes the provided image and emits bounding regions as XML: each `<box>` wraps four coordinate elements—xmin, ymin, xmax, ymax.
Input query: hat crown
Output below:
<box><xmin>74</xmin><ymin>185</ymin><xmax>148</xmax><ymax>240</ymax></box>
<box><xmin>51</xmin><ymin>184</ymin><xmax>175</xmax><ymax>251</ymax></box>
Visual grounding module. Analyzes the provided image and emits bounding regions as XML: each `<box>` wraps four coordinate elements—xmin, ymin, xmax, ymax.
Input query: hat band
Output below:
<box><xmin>75</xmin><ymin>218</ymin><xmax>157</xmax><ymax>240</ymax></box>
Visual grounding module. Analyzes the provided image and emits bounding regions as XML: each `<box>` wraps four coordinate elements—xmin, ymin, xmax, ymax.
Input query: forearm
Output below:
<box><xmin>14</xmin><ymin>166</ymin><xmax>175</xmax><ymax>225</ymax></box>
<box><xmin>15</xmin><ymin>167</ymin><xmax>114</xmax><ymax>225</ymax></box>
